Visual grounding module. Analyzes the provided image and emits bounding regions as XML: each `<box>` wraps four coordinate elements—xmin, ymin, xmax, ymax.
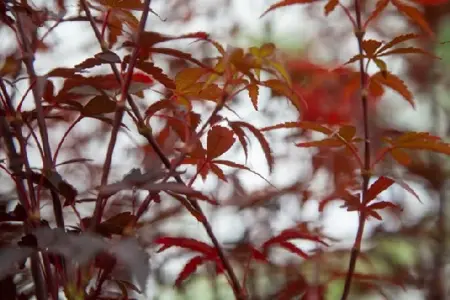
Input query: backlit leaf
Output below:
<box><xmin>94</xmin><ymin>0</ymin><xmax>144</xmax><ymax>10</ymax></box>
<box><xmin>136</xmin><ymin>61</ymin><xmax>176</xmax><ymax>89</ymax></box>
<box><xmin>229</xmin><ymin>122</ymin><xmax>249</xmax><ymax>162</ymax></box>
<box><xmin>210</xmin><ymin>163</ymin><xmax>227</xmax><ymax>182</ymax></box>
<box><xmin>248</xmin><ymin>83</ymin><xmax>259</xmax><ymax>110</ymax></box>
<box><xmin>175</xmin><ymin>68</ymin><xmax>207</xmax><ymax>91</ymax></box>
<box><xmin>366</xmin><ymin>176</ymin><xmax>395</xmax><ymax>203</ymax></box>
<box><xmin>364</xmin><ymin>0</ymin><xmax>389</xmax><ymax>29</ymax></box>
<box><xmin>262</xmin><ymin>121</ymin><xmax>333</xmax><ymax>135</ymax></box>
<box><xmin>260</xmin><ymin>43</ymin><xmax>276</xmax><ymax>57</ymax></box>
<box><xmin>372</xmin><ymin>72</ymin><xmax>414</xmax><ymax>107</ymax></box>
<box><xmin>367</xmin><ymin>201</ymin><xmax>402</xmax><ymax>211</ymax></box>
<box><xmin>154</xmin><ymin>237</ymin><xmax>217</xmax><ymax>256</ymax></box>
<box><xmin>376</xmin><ymin>33</ymin><xmax>422</xmax><ymax>54</ymax></box>
<box><xmin>206</xmin><ymin>126</ymin><xmax>235</xmax><ymax>159</ymax></box>
<box><xmin>144</xmin><ymin>99</ymin><xmax>174</xmax><ymax>119</ymax></box>
<box><xmin>344</xmin><ymin>54</ymin><xmax>365</xmax><ymax>65</ymax></box>
<box><xmin>378</xmin><ymin>47</ymin><xmax>441</xmax><ymax>59</ymax></box>
<box><xmin>229</xmin><ymin>121</ymin><xmax>274</xmax><ymax>173</ymax></box>
<box><xmin>279</xmin><ymin>241</ymin><xmax>309</xmax><ymax>259</ymax></box>
<box><xmin>262</xmin><ymin>228</ymin><xmax>328</xmax><ymax>251</ymax></box>
<box><xmin>324</xmin><ymin>0</ymin><xmax>339</xmax><ymax>15</ymax></box>
<box><xmin>296</xmin><ymin>138</ymin><xmax>342</xmax><ymax>148</ymax></box>
<box><xmin>175</xmin><ymin>255</ymin><xmax>205</xmax><ymax>287</ymax></box>
<box><xmin>213</xmin><ymin>160</ymin><xmax>271</xmax><ymax>183</ymax></box>
<box><xmin>390</xmin><ymin>148</ymin><xmax>412</xmax><ymax>165</ymax></box>
<box><xmin>270</xmin><ymin>61</ymin><xmax>292</xmax><ymax>86</ymax></box>
<box><xmin>362</xmin><ymin>39</ymin><xmax>383</xmax><ymax>57</ymax></box>
<box><xmin>263</xmin><ymin>79</ymin><xmax>304</xmax><ymax>112</ymax></box>
<box><xmin>392</xmin><ymin>1</ymin><xmax>434</xmax><ymax>36</ymax></box>
<box><xmin>261</xmin><ymin>0</ymin><xmax>317</xmax><ymax>18</ymax></box>
<box><xmin>373</xmin><ymin>58</ymin><xmax>387</xmax><ymax>74</ymax></box>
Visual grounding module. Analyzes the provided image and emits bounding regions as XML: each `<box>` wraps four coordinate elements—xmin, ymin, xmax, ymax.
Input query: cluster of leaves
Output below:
<box><xmin>1</xmin><ymin>0</ymin><xmax>450</xmax><ymax>299</ymax></box>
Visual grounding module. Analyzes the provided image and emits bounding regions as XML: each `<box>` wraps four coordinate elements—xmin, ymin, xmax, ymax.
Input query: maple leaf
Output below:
<box><xmin>206</xmin><ymin>126</ymin><xmax>235</xmax><ymax>160</ymax></box>
<box><xmin>261</xmin><ymin>0</ymin><xmax>318</xmax><ymax>18</ymax></box>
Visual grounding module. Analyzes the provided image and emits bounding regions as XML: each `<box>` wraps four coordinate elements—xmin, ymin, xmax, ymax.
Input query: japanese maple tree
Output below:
<box><xmin>1</xmin><ymin>0</ymin><xmax>450</xmax><ymax>299</ymax></box>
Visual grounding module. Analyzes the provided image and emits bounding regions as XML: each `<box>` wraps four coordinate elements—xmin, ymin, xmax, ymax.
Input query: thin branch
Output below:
<box><xmin>340</xmin><ymin>0</ymin><xmax>371</xmax><ymax>299</ymax></box>
<box><xmin>13</xmin><ymin>7</ymin><xmax>65</xmax><ymax>230</ymax></box>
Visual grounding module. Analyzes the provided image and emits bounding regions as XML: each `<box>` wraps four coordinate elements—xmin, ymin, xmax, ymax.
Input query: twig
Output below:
<box><xmin>340</xmin><ymin>0</ymin><xmax>371</xmax><ymax>299</ymax></box>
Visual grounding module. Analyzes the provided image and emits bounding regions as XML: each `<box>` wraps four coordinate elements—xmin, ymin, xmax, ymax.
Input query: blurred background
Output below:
<box><xmin>2</xmin><ymin>0</ymin><xmax>450</xmax><ymax>299</ymax></box>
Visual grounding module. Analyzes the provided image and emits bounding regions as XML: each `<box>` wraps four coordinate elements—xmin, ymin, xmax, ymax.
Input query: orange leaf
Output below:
<box><xmin>296</xmin><ymin>138</ymin><xmax>343</xmax><ymax>148</ymax></box>
<box><xmin>364</xmin><ymin>0</ymin><xmax>390</xmax><ymax>29</ymax></box>
<box><xmin>376</xmin><ymin>33</ymin><xmax>422</xmax><ymax>54</ymax></box>
<box><xmin>338</xmin><ymin>125</ymin><xmax>356</xmax><ymax>141</ymax></box>
<box><xmin>366</xmin><ymin>176</ymin><xmax>395</xmax><ymax>203</ymax></box>
<box><xmin>397</xmin><ymin>141</ymin><xmax>450</xmax><ymax>155</ymax></box>
<box><xmin>262</xmin><ymin>121</ymin><xmax>333</xmax><ymax>135</ymax></box>
<box><xmin>248</xmin><ymin>83</ymin><xmax>259</xmax><ymax>110</ymax></box>
<box><xmin>344</xmin><ymin>54</ymin><xmax>366</xmax><ymax>65</ymax></box>
<box><xmin>94</xmin><ymin>0</ymin><xmax>144</xmax><ymax>10</ymax></box>
<box><xmin>175</xmin><ymin>68</ymin><xmax>207</xmax><ymax>92</ymax></box>
<box><xmin>324</xmin><ymin>0</ymin><xmax>339</xmax><ymax>15</ymax></box>
<box><xmin>228</xmin><ymin>122</ymin><xmax>249</xmax><ymax>162</ymax></box>
<box><xmin>263</xmin><ymin>79</ymin><xmax>304</xmax><ymax>112</ymax></box>
<box><xmin>261</xmin><ymin>0</ymin><xmax>317</xmax><ymax>18</ymax></box>
<box><xmin>362</xmin><ymin>39</ymin><xmax>383</xmax><ymax>57</ymax></box>
<box><xmin>206</xmin><ymin>126</ymin><xmax>235</xmax><ymax>159</ymax></box>
<box><xmin>390</xmin><ymin>148</ymin><xmax>412</xmax><ymax>165</ymax></box>
<box><xmin>378</xmin><ymin>47</ymin><xmax>441</xmax><ymax>59</ymax></box>
<box><xmin>391</xmin><ymin>1</ymin><xmax>434</xmax><ymax>36</ymax></box>
<box><xmin>372</xmin><ymin>72</ymin><xmax>414</xmax><ymax>107</ymax></box>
